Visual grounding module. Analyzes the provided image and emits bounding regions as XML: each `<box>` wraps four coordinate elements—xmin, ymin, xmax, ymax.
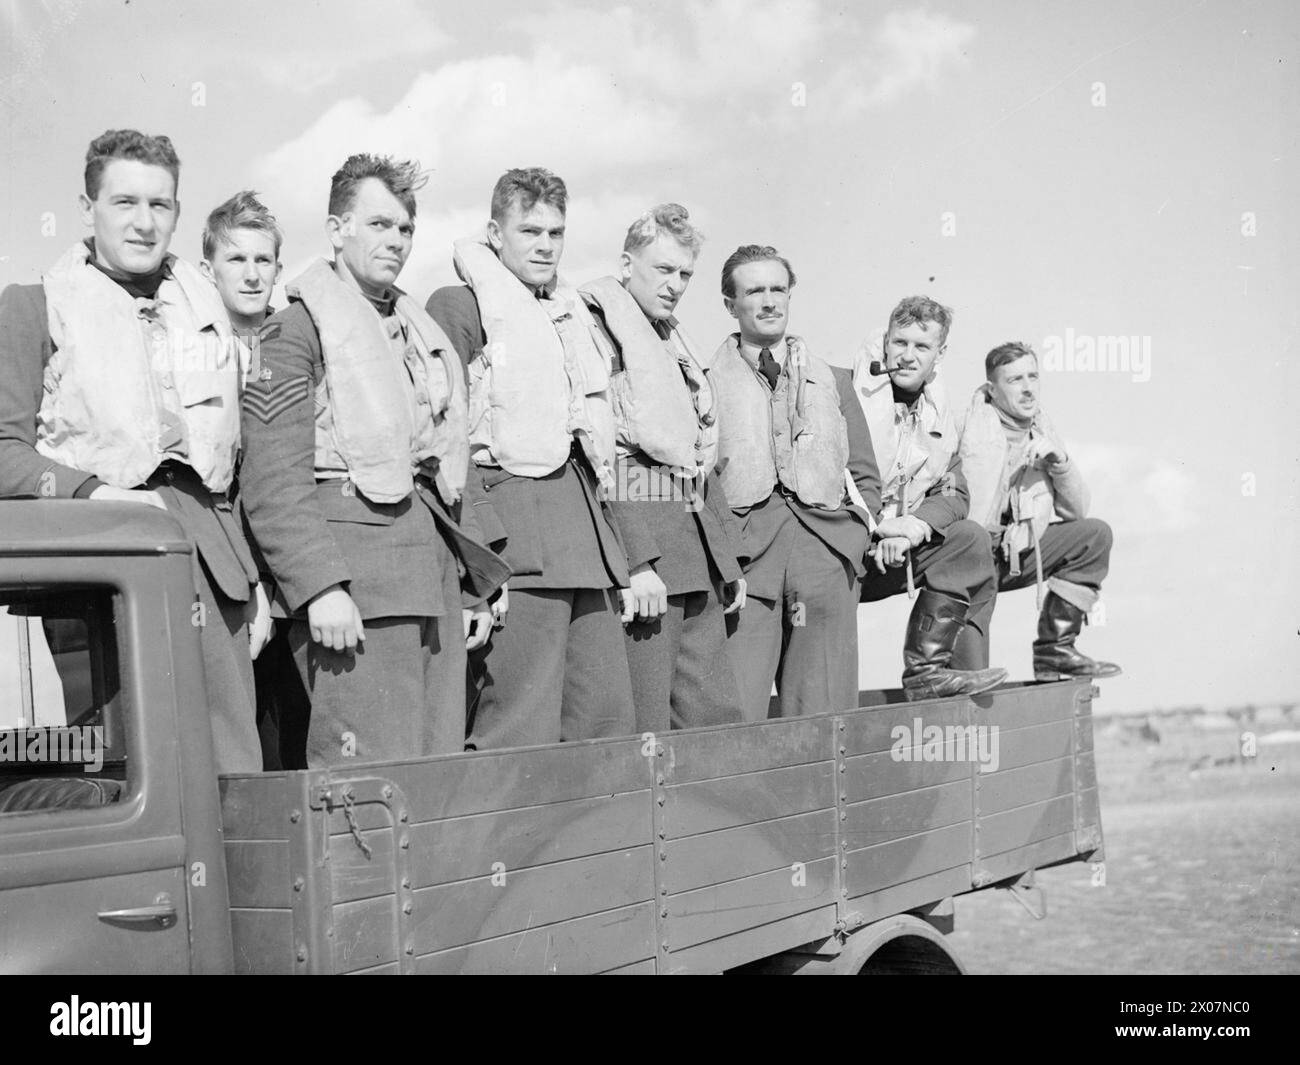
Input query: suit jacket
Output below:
<box><xmin>239</xmin><ymin>300</ymin><xmax>507</xmax><ymax>620</ymax></box>
<box><xmin>0</xmin><ymin>282</ymin><xmax>256</xmax><ymax>601</ymax></box>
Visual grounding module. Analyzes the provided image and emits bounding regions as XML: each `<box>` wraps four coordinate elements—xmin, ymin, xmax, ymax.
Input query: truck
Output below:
<box><xmin>0</xmin><ymin>501</ymin><xmax>1104</xmax><ymax>974</ymax></box>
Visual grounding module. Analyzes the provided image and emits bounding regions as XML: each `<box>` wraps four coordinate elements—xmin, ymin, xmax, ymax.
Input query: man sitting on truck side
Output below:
<box><xmin>0</xmin><ymin>129</ymin><xmax>267</xmax><ymax>773</ymax></box>
<box><xmin>199</xmin><ymin>190</ymin><xmax>309</xmax><ymax>769</ymax></box>
<box><xmin>580</xmin><ymin>205</ymin><xmax>747</xmax><ymax>733</ymax></box>
<box><xmin>709</xmin><ymin>244</ymin><xmax>880</xmax><ymax>720</ymax></box>
<box><xmin>951</xmin><ymin>341</ymin><xmax>1120</xmax><ymax>680</ymax></box>
<box><xmin>853</xmin><ymin>296</ymin><xmax>1009</xmax><ymax>701</ymax></box>
<box><xmin>426</xmin><ymin>167</ymin><xmax>637</xmax><ymax>750</ymax></box>
<box><xmin>238</xmin><ymin>154</ymin><xmax>509</xmax><ymax>766</ymax></box>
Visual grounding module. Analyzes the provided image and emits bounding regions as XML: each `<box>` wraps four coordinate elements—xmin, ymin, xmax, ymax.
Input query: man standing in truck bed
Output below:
<box><xmin>580</xmin><ymin>205</ymin><xmax>747</xmax><ymax>733</ymax></box>
<box><xmin>239</xmin><ymin>154</ymin><xmax>508</xmax><ymax>766</ymax></box>
<box><xmin>426</xmin><ymin>167</ymin><xmax>636</xmax><ymax>750</ymax></box>
<box><xmin>0</xmin><ymin>129</ymin><xmax>265</xmax><ymax>773</ymax></box>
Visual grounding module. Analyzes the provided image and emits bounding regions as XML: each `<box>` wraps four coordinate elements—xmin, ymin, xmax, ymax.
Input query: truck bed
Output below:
<box><xmin>217</xmin><ymin>679</ymin><xmax>1103</xmax><ymax>974</ymax></box>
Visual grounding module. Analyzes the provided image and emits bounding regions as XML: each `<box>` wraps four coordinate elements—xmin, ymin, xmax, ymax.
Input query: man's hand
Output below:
<box><xmin>619</xmin><ymin>587</ymin><xmax>635</xmax><ymax>623</ymax></box>
<box><xmin>870</xmin><ymin>536</ymin><xmax>912</xmax><ymax>574</ymax></box>
<box><xmin>89</xmin><ymin>484</ymin><xmax>167</xmax><ymax>510</ymax></box>
<box><xmin>489</xmin><ymin>582</ymin><xmax>509</xmax><ymax>630</ymax></box>
<box><xmin>463</xmin><ymin>605</ymin><xmax>492</xmax><ymax>650</ymax></box>
<box><xmin>247</xmin><ymin>581</ymin><xmax>274</xmax><ymax>660</ymax></box>
<box><xmin>306</xmin><ymin>584</ymin><xmax>365</xmax><ymax>652</ymax></box>
<box><xmin>723</xmin><ymin>576</ymin><xmax>747</xmax><ymax>615</ymax></box>
<box><xmin>627</xmin><ymin>563</ymin><xmax>668</xmax><ymax>621</ymax></box>
<box><xmin>1030</xmin><ymin>433</ymin><xmax>1066</xmax><ymax>465</ymax></box>
<box><xmin>874</xmin><ymin>514</ymin><xmax>932</xmax><ymax>548</ymax></box>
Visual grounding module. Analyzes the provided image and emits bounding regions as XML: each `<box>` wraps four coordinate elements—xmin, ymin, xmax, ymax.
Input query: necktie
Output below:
<box><xmin>758</xmin><ymin>346</ymin><xmax>780</xmax><ymax>389</ymax></box>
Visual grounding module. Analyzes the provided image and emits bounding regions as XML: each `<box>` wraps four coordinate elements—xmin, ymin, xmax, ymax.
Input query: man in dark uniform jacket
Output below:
<box><xmin>426</xmin><ymin>167</ymin><xmax>636</xmax><ymax>750</ymax></box>
<box><xmin>0</xmin><ymin>129</ymin><xmax>265</xmax><ymax>773</ymax></box>
<box><xmin>239</xmin><ymin>155</ymin><xmax>508</xmax><ymax>766</ymax></box>
<box><xmin>581</xmin><ymin>205</ymin><xmax>747</xmax><ymax>733</ymax></box>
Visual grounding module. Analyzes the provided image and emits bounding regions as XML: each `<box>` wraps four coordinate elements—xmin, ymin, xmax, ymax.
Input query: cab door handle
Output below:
<box><xmin>98</xmin><ymin>892</ymin><xmax>177</xmax><ymax>929</ymax></box>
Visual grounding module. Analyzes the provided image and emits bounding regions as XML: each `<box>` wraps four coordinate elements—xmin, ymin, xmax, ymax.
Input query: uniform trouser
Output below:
<box><xmin>467</xmin><ymin>587</ymin><xmax>636</xmax><ymax>750</ymax></box>
<box><xmin>288</xmin><ymin>614</ymin><xmax>466</xmax><ymax>767</ymax></box>
<box><xmin>625</xmin><ymin>585</ymin><xmax>744</xmax><ymax>734</ymax></box>
<box><xmin>725</xmin><ymin>529</ymin><xmax>860</xmax><ymax>722</ymax></box>
<box><xmin>955</xmin><ymin>517</ymin><xmax>1113</xmax><ymax>669</ymax></box>
<box><xmin>859</xmin><ymin>519</ymin><xmax>999</xmax><ymax>678</ymax></box>
<box><xmin>195</xmin><ymin>565</ymin><xmax>262</xmax><ymax>774</ymax></box>
<box><xmin>254</xmin><ymin>621</ymin><xmax>311</xmax><ymax>770</ymax></box>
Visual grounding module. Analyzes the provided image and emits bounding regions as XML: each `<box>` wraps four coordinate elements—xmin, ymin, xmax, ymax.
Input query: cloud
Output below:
<box><xmin>1072</xmin><ymin>443</ymin><xmax>1200</xmax><ymax>535</ymax></box>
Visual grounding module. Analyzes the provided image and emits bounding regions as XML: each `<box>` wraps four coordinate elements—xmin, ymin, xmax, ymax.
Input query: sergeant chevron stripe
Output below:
<box><xmin>244</xmin><ymin>376</ymin><xmax>310</xmax><ymax>424</ymax></box>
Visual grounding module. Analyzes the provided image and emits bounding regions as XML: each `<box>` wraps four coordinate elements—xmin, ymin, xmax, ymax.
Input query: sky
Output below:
<box><xmin>1</xmin><ymin>0</ymin><xmax>1297</xmax><ymax>715</ymax></box>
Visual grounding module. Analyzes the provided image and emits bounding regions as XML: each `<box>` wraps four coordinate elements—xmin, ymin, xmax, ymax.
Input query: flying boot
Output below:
<box><xmin>902</xmin><ymin>589</ymin><xmax>1008</xmax><ymax>701</ymax></box>
<box><xmin>1033</xmin><ymin>592</ymin><xmax>1122</xmax><ymax>681</ymax></box>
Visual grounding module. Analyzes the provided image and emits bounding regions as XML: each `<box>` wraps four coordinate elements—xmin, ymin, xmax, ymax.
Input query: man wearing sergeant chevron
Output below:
<box><xmin>853</xmin><ymin>296</ymin><xmax>1008</xmax><ymax>701</ymax></box>
<box><xmin>581</xmin><ymin>205</ymin><xmax>747</xmax><ymax>733</ymax></box>
<box><xmin>426</xmin><ymin>168</ymin><xmax>637</xmax><ymax>749</ymax></box>
<box><xmin>711</xmin><ymin>245</ymin><xmax>881</xmax><ymax>720</ymax></box>
<box><xmin>239</xmin><ymin>155</ymin><xmax>508</xmax><ymax>767</ymax></box>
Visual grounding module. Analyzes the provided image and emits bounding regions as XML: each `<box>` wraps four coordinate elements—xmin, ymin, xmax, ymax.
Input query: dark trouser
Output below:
<box><xmin>956</xmin><ymin>518</ymin><xmax>1113</xmax><ymax>668</ymax></box>
<box><xmin>195</xmin><ymin>564</ymin><xmax>262</xmax><ymax>774</ymax></box>
<box><xmin>467</xmin><ymin>587</ymin><xmax>636</xmax><ymax>749</ymax></box>
<box><xmin>254</xmin><ymin>620</ymin><xmax>311</xmax><ymax>770</ymax></box>
<box><xmin>289</xmin><ymin>612</ymin><xmax>466</xmax><ymax>767</ymax></box>
<box><xmin>625</xmin><ymin>585</ymin><xmax>744</xmax><ymax>734</ymax></box>
<box><xmin>725</xmin><ymin>526</ymin><xmax>860</xmax><ymax>721</ymax></box>
<box><xmin>859</xmin><ymin>518</ymin><xmax>999</xmax><ymax>675</ymax></box>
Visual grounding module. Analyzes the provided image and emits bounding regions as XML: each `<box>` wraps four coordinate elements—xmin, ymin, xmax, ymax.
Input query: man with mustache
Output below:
<box><xmin>0</xmin><ymin>129</ymin><xmax>265</xmax><ymax>771</ymax></box>
<box><xmin>710</xmin><ymin>244</ymin><xmax>880</xmax><ymax>720</ymax></box>
<box><xmin>238</xmin><ymin>154</ymin><xmax>508</xmax><ymax>767</ymax></box>
<box><xmin>580</xmin><ymin>205</ymin><xmax>747</xmax><ymax>733</ymax></box>
<box><xmin>954</xmin><ymin>341</ymin><xmax>1120</xmax><ymax>680</ymax></box>
<box><xmin>426</xmin><ymin>167</ymin><xmax>636</xmax><ymax>749</ymax></box>
<box><xmin>854</xmin><ymin>295</ymin><xmax>1008</xmax><ymax>701</ymax></box>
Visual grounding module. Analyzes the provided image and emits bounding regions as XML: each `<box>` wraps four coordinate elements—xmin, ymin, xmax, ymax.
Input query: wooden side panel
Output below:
<box><xmin>410</xmin><ymin>846</ymin><xmax>654</xmax><ymax>955</ymax></box>
<box><xmin>977</xmin><ymin>831</ymin><xmax>1078</xmax><ymax>883</ymax></box>
<box><xmin>845</xmin><ymin>820</ymin><xmax>972</xmax><ymax>896</ymax></box>
<box><xmin>844</xmin><ymin>748</ymin><xmax>972</xmax><ymax>803</ymax></box>
<box><xmin>602</xmin><ymin>958</ymin><xmax>658</xmax><ymax>975</ymax></box>
<box><xmin>406</xmin><ymin>790</ymin><xmax>651</xmax><ymax>889</ymax></box>
<box><xmin>413</xmin><ymin>901</ymin><xmax>656</xmax><ymax>974</ymax></box>
<box><xmin>978</xmin><ymin>794</ymin><xmax>1075</xmax><ymax>856</ymax></box>
<box><xmin>843</xmin><ymin>779</ymin><xmax>971</xmax><ymax>850</ymax></box>
<box><xmin>229</xmin><ymin>908</ymin><xmax>293</xmax><ymax>975</ymax></box>
<box><xmin>976</xmin><ymin>757</ymin><xmax>1073</xmax><ymax>815</ymax></box>
<box><xmin>991</xmin><ymin>719</ymin><xmax>1073</xmax><ymax>772</ymax></box>
<box><xmin>840</xmin><ymin>699</ymin><xmax>969</xmax><ymax>757</ymax></box>
<box><xmin>1077</xmin><ymin>786</ymin><xmax>1101</xmax><ymax>836</ymax></box>
<box><xmin>663</xmin><ymin>762</ymin><xmax>835</xmax><ymax>838</ymax></box>
<box><xmin>664</xmin><ymin>809</ymin><xmax>837</xmax><ymax>895</ymax></box>
<box><xmin>224</xmin><ymin>840</ymin><xmax>292</xmax><ymax>909</ymax></box>
<box><xmin>332</xmin><ymin>895</ymin><xmax>399</xmax><ymax>973</ymax></box>
<box><xmin>218</xmin><ymin>774</ymin><xmax>293</xmax><ymax>841</ymax></box>
<box><xmin>329</xmin><ymin>826</ymin><xmax>396</xmax><ymax>905</ymax></box>
<box><xmin>665</xmin><ymin>904</ymin><xmax>840</xmax><ymax>974</ymax></box>
<box><xmin>667</xmin><ymin>855</ymin><xmax>838</xmax><ymax>951</ymax></box>
<box><xmin>664</xmin><ymin>718</ymin><xmax>829</xmax><ymax>783</ymax></box>
<box><xmin>847</xmin><ymin>864</ymin><xmax>972</xmax><ymax>925</ymax></box>
<box><xmin>971</xmin><ymin>685</ymin><xmax>1074</xmax><ymax>731</ymax></box>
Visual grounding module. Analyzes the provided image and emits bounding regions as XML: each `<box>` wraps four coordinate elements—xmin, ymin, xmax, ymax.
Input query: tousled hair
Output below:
<box><xmin>84</xmin><ymin>129</ymin><xmax>180</xmax><ymax>201</ymax></box>
<box><xmin>720</xmin><ymin>244</ymin><xmax>796</xmax><ymax>298</ymax></box>
<box><xmin>623</xmin><ymin>203</ymin><xmax>703</xmax><ymax>256</ymax></box>
<box><xmin>886</xmin><ymin>295</ymin><xmax>953</xmax><ymax>347</ymax></box>
<box><xmin>201</xmin><ymin>190</ymin><xmax>283</xmax><ymax>261</ymax></box>
<box><xmin>329</xmin><ymin>154</ymin><xmax>426</xmax><ymax>219</ymax></box>
<box><xmin>985</xmin><ymin>341</ymin><xmax>1038</xmax><ymax>380</ymax></box>
<box><xmin>490</xmin><ymin>167</ymin><xmax>567</xmax><ymax>223</ymax></box>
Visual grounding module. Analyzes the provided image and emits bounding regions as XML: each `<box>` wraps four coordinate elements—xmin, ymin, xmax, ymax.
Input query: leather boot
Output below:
<box><xmin>902</xmin><ymin>589</ymin><xmax>1008</xmax><ymax>701</ymax></box>
<box><xmin>1033</xmin><ymin>592</ymin><xmax>1122</xmax><ymax>680</ymax></box>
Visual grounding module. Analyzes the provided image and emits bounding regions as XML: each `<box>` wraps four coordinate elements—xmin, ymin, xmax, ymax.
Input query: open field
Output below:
<box><xmin>948</xmin><ymin>715</ymin><xmax>1300</xmax><ymax>974</ymax></box>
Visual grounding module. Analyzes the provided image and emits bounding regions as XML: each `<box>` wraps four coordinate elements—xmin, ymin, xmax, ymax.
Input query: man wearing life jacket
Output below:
<box><xmin>580</xmin><ymin>205</ymin><xmax>747</xmax><ymax>733</ymax></box>
<box><xmin>199</xmin><ymin>190</ymin><xmax>307</xmax><ymax>769</ymax></box>
<box><xmin>426</xmin><ymin>167</ymin><xmax>637</xmax><ymax>750</ymax></box>
<box><xmin>853</xmin><ymin>296</ymin><xmax>1008</xmax><ymax>701</ymax></box>
<box><xmin>0</xmin><ymin>129</ymin><xmax>266</xmax><ymax>773</ymax></box>
<box><xmin>710</xmin><ymin>244</ymin><xmax>880</xmax><ymax>720</ymax></box>
<box><xmin>953</xmin><ymin>341</ymin><xmax>1120</xmax><ymax>681</ymax></box>
<box><xmin>238</xmin><ymin>155</ymin><xmax>509</xmax><ymax>767</ymax></box>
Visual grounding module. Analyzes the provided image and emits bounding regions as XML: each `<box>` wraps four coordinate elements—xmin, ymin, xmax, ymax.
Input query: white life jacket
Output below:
<box><xmin>288</xmin><ymin>259</ymin><xmax>469</xmax><ymax>505</ymax></box>
<box><xmin>710</xmin><ymin>334</ymin><xmax>849</xmax><ymax>510</ymax></box>
<box><xmin>579</xmin><ymin>276</ymin><xmax>717</xmax><ymax>478</ymax></box>
<box><xmin>40</xmin><ymin>242</ymin><xmax>239</xmax><ymax>493</ymax></box>
<box><xmin>453</xmin><ymin>234</ymin><xmax>615</xmax><ymax>492</ymax></box>
<box><xmin>852</xmin><ymin>341</ymin><xmax>957</xmax><ymax>517</ymax></box>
